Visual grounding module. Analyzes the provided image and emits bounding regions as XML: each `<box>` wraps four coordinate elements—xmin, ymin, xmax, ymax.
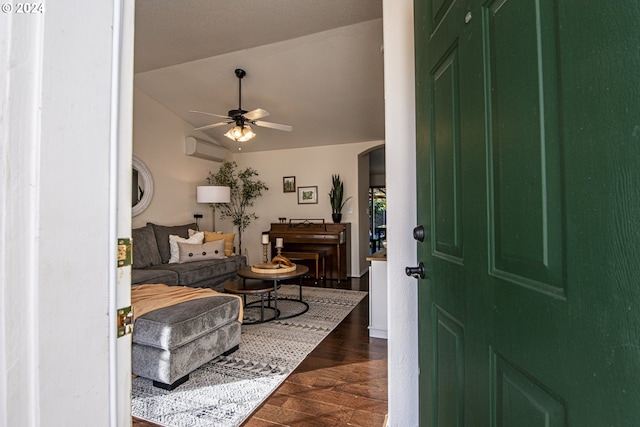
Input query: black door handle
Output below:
<box><xmin>413</xmin><ymin>225</ymin><xmax>425</xmax><ymax>242</ymax></box>
<box><xmin>406</xmin><ymin>262</ymin><xmax>426</xmax><ymax>279</ymax></box>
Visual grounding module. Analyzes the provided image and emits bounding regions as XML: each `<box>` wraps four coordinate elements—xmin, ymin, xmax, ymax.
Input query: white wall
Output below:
<box><xmin>132</xmin><ymin>88</ymin><xmax>232</xmax><ymax>230</ymax></box>
<box><xmin>231</xmin><ymin>141</ymin><xmax>382</xmax><ymax>271</ymax></box>
<box><xmin>383</xmin><ymin>1</ymin><xmax>419</xmax><ymax>426</ymax></box>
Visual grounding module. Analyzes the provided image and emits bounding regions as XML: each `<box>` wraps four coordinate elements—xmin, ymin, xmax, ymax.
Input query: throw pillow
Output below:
<box><xmin>168</xmin><ymin>232</ymin><xmax>204</xmax><ymax>264</ymax></box>
<box><xmin>147</xmin><ymin>222</ymin><xmax>198</xmax><ymax>264</ymax></box>
<box><xmin>132</xmin><ymin>225</ymin><xmax>162</xmax><ymax>268</ymax></box>
<box><xmin>204</xmin><ymin>231</ymin><xmax>236</xmax><ymax>256</ymax></box>
<box><xmin>177</xmin><ymin>239</ymin><xmax>226</xmax><ymax>263</ymax></box>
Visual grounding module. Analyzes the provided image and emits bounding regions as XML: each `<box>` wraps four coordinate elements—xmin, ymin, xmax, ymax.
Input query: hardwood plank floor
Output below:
<box><xmin>133</xmin><ymin>273</ymin><xmax>388</xmax><ymax>427</ymax></box>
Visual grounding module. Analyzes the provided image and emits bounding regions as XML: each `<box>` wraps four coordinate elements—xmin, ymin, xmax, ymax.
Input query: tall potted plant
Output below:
<box><xmin>207</xmin><ymin>161</ymin><xmax>268</xmax><ymax>254</ymax></box>
<box><xmin>329</xmin><ymin>174</ymin><xmax>351</xmax><ymax>223</ymax></box>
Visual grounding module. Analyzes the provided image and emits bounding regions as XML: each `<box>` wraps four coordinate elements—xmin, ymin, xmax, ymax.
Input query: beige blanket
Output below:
<box><xmin>132</xmin><ymin>284</ymin><xmax>243</xmax><ymax>323</ymax></box>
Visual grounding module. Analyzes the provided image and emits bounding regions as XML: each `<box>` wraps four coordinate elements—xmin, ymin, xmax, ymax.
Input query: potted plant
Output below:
<box><xmin>207</xmin><ymin>161</ymin><xmax>268</xmax><ymax>254</ymax></box>
<box><xmin>328</xmin><ymin>174</ymin><xmax>352</xmax><ymax>223</ymax></box>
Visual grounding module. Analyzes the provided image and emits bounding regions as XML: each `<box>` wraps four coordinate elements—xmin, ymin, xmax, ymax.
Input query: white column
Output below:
<box><xmin>383</xmin><ymin>1</ymin><xmax>419</xmax><ymax>426</ymax></box>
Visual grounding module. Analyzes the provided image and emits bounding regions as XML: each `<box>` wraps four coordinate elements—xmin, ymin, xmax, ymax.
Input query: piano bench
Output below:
<box><xmin>281</xmin><ymin>250</ymin><xmax>326</xmax><ymax>282</ymax></box>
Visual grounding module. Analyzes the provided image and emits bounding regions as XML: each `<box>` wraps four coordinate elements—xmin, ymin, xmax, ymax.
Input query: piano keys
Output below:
<box><xmin>268</xmin><ymin>221</ymin><xmax>351</xmax><ymax>280</ymax></box>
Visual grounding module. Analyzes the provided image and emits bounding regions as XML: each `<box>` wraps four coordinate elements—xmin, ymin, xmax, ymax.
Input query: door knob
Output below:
<box><xmin>413</xmin><ymin>225</ymin><xmax>425</xmax><ymax>242</ymax></box>
<box><xmin>406</xmin><ymin>261</ymin><xmax>426</xmax><ymax>279</ymax></box>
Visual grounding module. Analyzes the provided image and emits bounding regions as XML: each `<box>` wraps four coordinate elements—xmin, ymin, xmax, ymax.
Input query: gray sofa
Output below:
<box><xmin>132</xmin><ymin>222</ymin><xmax>246</xmax><ymax>291</ymax></box>
<box><xmin>131</xmin><ymin>222</ymin><xmax>245</xmax><ymax>389</ymax></box>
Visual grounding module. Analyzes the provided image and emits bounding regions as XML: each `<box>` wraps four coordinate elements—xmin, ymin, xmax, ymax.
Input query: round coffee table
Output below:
<box><xmin>236</xmin><ymin>265</ymin><xmax>310</xmax><ymax>321</ymax></box>
<box><xmin>224</xmin><ymin>279</ymin><xmax>281</xmax><ymax>324</ymax></box>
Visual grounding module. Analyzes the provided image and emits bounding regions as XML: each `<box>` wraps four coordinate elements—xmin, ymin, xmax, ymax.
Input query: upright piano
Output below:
<box><xmin>268</xmin><ymin>220</ymin><xmax>351</xmax><ymax>280</ymax></box>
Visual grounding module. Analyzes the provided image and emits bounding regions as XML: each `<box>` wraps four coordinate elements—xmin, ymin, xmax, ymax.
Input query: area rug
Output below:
<box><xmin>132</xmin><ymin>285</ymin><xmax>367</xmax><ymax>427</ymax></box>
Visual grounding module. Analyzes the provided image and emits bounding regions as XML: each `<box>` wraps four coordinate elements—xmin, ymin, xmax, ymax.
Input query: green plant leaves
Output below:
<box><xmin>329</xmin><ymin>173</ymin><xmax>351</xmax><ymax>214</ymax></box>
<box><xmin>207</xmin><ymin>161</ymin><xmax>268</xmax><ymax>231</ymax></box>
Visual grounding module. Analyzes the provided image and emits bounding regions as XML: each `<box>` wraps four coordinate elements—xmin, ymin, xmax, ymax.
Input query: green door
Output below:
<box><xmin>413</xmin><ymin>1</ymin><xmax>640</xmax><ymax>425</ymax></box>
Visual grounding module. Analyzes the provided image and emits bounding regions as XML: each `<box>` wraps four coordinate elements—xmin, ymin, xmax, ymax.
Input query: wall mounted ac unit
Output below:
<box><xmin>185</xmin><ymin>137</ymin><xmax>228</xmax><ymax>162</ymax></box>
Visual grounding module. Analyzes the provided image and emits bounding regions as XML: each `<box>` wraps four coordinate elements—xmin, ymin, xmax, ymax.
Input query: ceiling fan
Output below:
<box><xmin>190</xmin><ymin>68</ymin><xmax>292</xmax><ymax>148</ymax></box>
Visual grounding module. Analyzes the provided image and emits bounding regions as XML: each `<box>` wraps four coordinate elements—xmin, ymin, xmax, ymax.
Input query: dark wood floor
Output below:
<box><xmin>133</xmin><ymin>273</ymin><xmax>388</xmax><ymax>427</ymax></box>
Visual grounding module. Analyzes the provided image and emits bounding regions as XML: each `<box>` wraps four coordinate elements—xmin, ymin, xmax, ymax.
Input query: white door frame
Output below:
<box><xmin>110</xmin><ymin>0</ymin><xmax>136</xmax><ymax>425</ymax></box>
<box><xmin>1</xmin><ymin>0</ymin><xmax>135</xmax><ymax>425</ymax></box>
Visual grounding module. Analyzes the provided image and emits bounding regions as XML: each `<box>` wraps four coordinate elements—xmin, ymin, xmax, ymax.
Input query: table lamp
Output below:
<box><xmin>196</xmin><ymin>186</ymin><xmax>231</xmax><ymax>231</ymax></box>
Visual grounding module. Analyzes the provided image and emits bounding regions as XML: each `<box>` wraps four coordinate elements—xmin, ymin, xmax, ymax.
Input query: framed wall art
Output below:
<box><xmin>283</xmin><ymin>176</ymin><xmax>296</xmax><ymax>193</ymax></box>
<box><xmin>297</xmin><ymin>186</ymin><xmax>318</xmax><ymax>204</ymax></box>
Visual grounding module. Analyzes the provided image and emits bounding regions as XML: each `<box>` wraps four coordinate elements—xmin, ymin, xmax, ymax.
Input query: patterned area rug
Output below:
<box><xmin>132</xmin><ymin>285</ymin><xmax>367</xmax><ymax>427</ymax></box>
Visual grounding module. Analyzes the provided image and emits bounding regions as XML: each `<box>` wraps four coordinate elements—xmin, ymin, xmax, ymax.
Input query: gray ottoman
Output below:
<box><xmin>132</xmin><ymin>295</ymin><xmax>241</xmax><ymax>389</ymax></box>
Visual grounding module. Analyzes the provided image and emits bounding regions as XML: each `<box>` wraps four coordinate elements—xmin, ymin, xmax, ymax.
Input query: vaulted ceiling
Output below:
<box><xmin>133</xmin><ymin>0</ymin><xmax>385</xmax><ymax>153</ymax></box>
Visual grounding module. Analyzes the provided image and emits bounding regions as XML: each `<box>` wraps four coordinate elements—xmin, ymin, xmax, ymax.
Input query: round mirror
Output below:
<box><xmin>132</xmin><ymin>156</ymin><xmax>153</xmax><ymax>217</ymax></box>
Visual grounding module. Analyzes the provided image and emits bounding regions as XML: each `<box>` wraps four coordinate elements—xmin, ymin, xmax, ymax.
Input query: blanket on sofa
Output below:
<box><xmin>132</xmin><ymin>284</ymin><xmax>243</xmax><ymax>323</ymax></box>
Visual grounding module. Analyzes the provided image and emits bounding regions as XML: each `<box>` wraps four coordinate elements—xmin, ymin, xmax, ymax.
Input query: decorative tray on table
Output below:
<box><xmin>250</xmin><ymin>252</ymin><xmax>297</xmax><ymax>274</ymax></box>
<box><xmin>250</xmin><ymin>262</ymin><xmax>297</xmax><ymax>274</ymax></box>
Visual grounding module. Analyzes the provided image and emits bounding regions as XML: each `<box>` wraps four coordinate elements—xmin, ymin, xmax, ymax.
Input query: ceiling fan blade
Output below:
<box><xmin>254</xmin><ymin>120</ymin><xmax>293</xmax><ymax>132</ymax></box>
<box><xmin>243</xmin><ymin>108</ymin><xmax>270</xmax><ymax>121</ymax></box>
<box><xmin>194</xmin><ymin>121</ymin><xmax>230</xmax><ymax>131</ymax></box>
<box><xmin>190</xmin><ymin>110</ymin><xmax>230</xmax><ymax>119</ymax></box>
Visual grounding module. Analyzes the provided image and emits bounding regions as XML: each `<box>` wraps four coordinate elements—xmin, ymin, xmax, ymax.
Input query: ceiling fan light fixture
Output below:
<box><xmin>224</xmin><ymin>124</ymin><xmax>255</xmax><ymax>143</ymax></box>
<box><xmin>225</xmin><ymin>125</ymin><xmax>243</xmax><ymax>140</ymax></box>
<box><xmin>241</xmin><ymin>124</ymin><xmax>256</xmax><ymax>140</ymax></box>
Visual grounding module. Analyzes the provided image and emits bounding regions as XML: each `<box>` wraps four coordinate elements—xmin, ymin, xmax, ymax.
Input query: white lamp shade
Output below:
<box><xmin>197</xmin><ymin>186</ymin><xmax>231</xmax><ymax>203</ymax></box>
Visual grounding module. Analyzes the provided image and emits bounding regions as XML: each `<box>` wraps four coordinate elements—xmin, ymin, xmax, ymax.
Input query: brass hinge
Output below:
<box><xmin>118</xmin><ymin>238</ymin><xmax>132</xmax><ymax>267</ymax></box>
<box><xmin>117</xmin><ymin>306</ymin><xmax>133</xmax><ymax>337</ymax></box>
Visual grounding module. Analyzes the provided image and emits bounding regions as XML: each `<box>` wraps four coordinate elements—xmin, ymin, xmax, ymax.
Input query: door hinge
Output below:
<box><xmin>117</xmin><ymin>306</ymin><xmax>133</xmax><ymax>337</ymax></box>
<box><xmin>117</xmin><ymin>238</ymin><xmax>132</xmax><ymax>267</ymax></box>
